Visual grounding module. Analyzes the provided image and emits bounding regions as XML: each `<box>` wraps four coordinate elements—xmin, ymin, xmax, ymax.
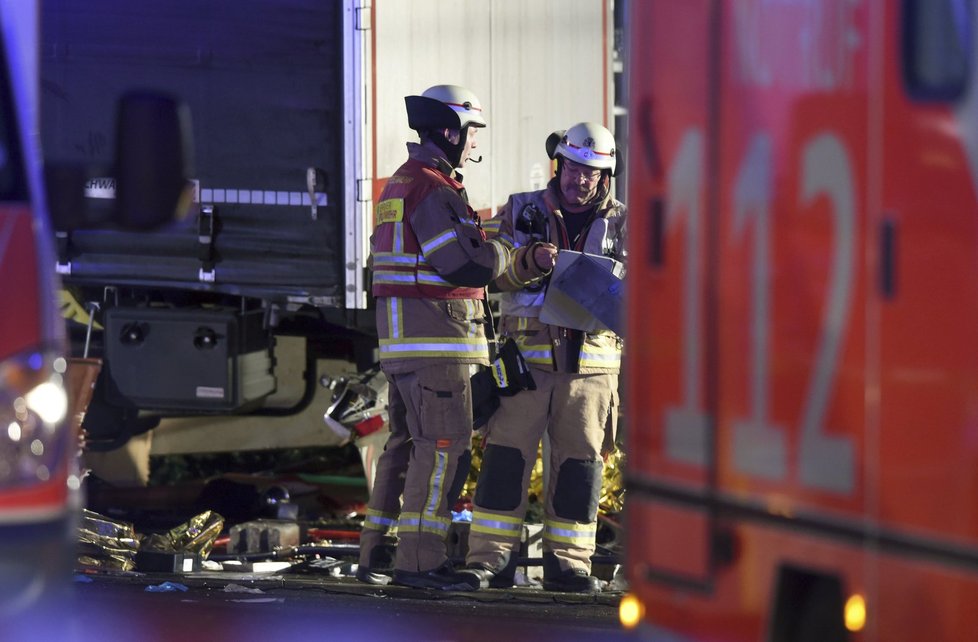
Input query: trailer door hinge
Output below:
<box><xmin>197</xmin><ymin>204</ymin><xmax>216</xmax><ymax>283</ymax></box>
<box><xmin>356</xmin><ymin>178</ymin><xmax>371</xmax><ymax>203</ymax></box>
<box><xmin>355</xmin><ymin>3</ymin><xmax>371</xmax><ymax>31</ymax></box>
<box><xmin>55</xmin><ymin>230</ymin><xmax>71</xmax><ymax>275</ymax></box>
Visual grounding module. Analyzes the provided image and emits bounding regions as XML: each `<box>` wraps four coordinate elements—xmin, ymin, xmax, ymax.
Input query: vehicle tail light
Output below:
<box><xmin>0</xmin><ymin>350</ymin><xmax>69</xmax><ymax>487</ymax></box>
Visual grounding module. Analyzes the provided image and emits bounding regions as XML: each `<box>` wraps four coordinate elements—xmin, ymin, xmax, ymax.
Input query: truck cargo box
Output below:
<box><xmin>41</xmin><ymin>0</ymin><xmax>346</xmax><ymax>307</ymax></box>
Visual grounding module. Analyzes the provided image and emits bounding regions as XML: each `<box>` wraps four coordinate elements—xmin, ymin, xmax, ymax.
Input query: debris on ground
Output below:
<box><xmin>77</xmin><ymin>509</ymin><xmax>140</xmax><ymax>572</ymax></box>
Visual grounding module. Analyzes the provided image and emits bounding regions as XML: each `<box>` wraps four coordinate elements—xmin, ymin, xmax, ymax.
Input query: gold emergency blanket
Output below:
<box><xmin>141</xmin><ymin>510</ymin><xmax>225</xmax><ymax>557</ymax></box>
<box><xmin>76</xmin><ymin>509</ymin><xmax>139</xmax><ymax>572</ymax></box>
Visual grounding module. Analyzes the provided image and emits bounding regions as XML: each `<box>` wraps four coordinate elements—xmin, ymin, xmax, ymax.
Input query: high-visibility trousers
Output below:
<box><xmin>466</xmin><ymin>369</ymin><xmax>618</xmax><ymax>576</ymax></box>
<box><xmin>358</xmin><ymin>363</ymin><xmax>473</xmax><ymax>573</ymax></box>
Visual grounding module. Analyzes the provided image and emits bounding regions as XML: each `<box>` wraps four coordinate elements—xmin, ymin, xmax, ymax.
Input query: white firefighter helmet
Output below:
<box><xmin>406</xmin><ymin>84</ymin><xmax>486</xmax><ymax>131</ymax></box>
<box><xmin>553</xmin><ymin>122</ymin><xmax>617</xmax><ymax>174</ymax></box>
<box><xmin>422</xmin><ymin>84</ymin><xmax>486</xmax><ymax>129</ymax></box>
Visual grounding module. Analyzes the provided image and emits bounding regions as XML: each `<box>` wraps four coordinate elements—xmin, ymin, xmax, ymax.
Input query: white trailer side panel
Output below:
<box><xmin>370</xmin><ymin>0</ymin><xmax>611</xmax><ymax>215</ymax></box>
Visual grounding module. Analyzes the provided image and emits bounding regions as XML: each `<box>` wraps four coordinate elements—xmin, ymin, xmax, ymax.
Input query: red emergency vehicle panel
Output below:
<box><xmin>626</xmin><ymin>1</ymin><xmax>978</xmax><ymax>640</ymax></box>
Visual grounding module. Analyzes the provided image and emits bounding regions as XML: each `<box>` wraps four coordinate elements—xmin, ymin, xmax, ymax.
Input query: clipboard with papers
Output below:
<box><xmin>539</xmin><ymin>250</ymin><xmax>625</xmax><ymax>336</ymax></box>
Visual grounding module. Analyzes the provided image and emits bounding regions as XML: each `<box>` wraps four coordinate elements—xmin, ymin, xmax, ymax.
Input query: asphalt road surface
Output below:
<box><xmin>9</xmin><ymin>570</ymin><xmax>641</xmax><ymax>642</ymax></box>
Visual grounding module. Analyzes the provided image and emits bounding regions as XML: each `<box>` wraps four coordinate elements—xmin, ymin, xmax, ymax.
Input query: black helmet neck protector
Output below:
<box><xmin>405</xmin><ymin>95</ymin><xmax>470</xmax><ymax>169</ymax></box>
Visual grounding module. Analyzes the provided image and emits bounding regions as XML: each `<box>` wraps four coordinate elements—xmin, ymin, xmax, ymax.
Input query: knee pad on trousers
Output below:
<box><xmin>474</xmin><ymin>444</ymin><xmax>525</xmax><ymax>511</ymax></box>
<box><xmin>553</xmin><ymin>458</ymin><xmax>602</xmax><ymax>522</ymax></box>
<box><xmin>447</xmin><ymin>449</ymin><xmax>472</xmax><ymax>508</ymax></box>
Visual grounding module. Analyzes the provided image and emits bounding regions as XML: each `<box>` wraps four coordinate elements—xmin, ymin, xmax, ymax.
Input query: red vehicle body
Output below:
<box><xmin>0</xmin><ymin>3</ymin><xmax>184</xmax><ymax>627</ymax></box>
<box><xmin>625</xmin><ymin>1</ymin><xmax>978</xmax><ymax>640</ymax></box>
<box><xmin>0</xmin><ymin>0</ymin><xmax>77</xmax><ymax>622</ymax></box>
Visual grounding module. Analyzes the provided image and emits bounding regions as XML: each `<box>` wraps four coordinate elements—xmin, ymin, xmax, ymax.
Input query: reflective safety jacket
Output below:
<box><xmin>484</xmin><ymin>178</ymin><xmax>627</xmax><ymax>374</ymax></box>
<box><xmin>370</xmin><ymin>142</ymin><xmax>549</xmax><ymax>373</ymax></box>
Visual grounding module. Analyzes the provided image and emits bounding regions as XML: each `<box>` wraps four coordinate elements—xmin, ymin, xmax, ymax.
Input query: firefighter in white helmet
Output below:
<box><xmin>356</xmin><ymin>84</ymin><xmax>558</xmax><ymax>590</ymax></box>
<box><xmin>458</xmin><ymin>122</ymin><xmax>626</xmax><ymax>593</ymax></box>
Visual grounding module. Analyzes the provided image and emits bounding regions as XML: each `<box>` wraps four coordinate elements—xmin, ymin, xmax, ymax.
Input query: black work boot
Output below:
<box><xmin>355</xmin><ymin>565</ymin><xmax>392</xmax><ymax>585</ymax></box>
<box><xmin>542</xmin><ymin>568</ymin><xmax>603</xmax><ymax>593</ymax></box>
<box><xmin>356</xmin><ymin>536</ymin><xmax>396</xmax><ymax>585</ymax></box>
<box><xmin>456</xmin><ymin>563</ymin><xmax>516</xmax><ymax>590</ymax></box>
<box><xmin>392</xmin><ymin>561</ymin><xmax>476</xmax><ymax>591</ymax></box>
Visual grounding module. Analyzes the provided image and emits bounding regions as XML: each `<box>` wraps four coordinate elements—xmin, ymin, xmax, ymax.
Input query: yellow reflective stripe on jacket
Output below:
<box><xmin>510</xmin><ymin>323</ymin><xmax>553</xmax><ymax>365</ymax></box>
<box><xmin>372</xmin><ymin>250</ymin><xmax>417</xmax><ymax>285</ymax></box>
<box><xmin>372</xmin><ymin>251</ymin><xmax>416</xmax><ymax>266</ymax></box>
<box><xmin>542</xmin><ymin>517</ymin><xmax>596</xmax><ymax>546</ymax></box>
<box><xmin>373</xmin><ymin>273</ymin><xmax>419</xmax><ymax>286</ymax></box>
<box><xmin>417</xmin><ymin>265</ymin><xmax>454</xmax><ymax>287</ymax></box>
<box><xmin>519</xmin><ymin>342</ymin><xmax>553</xmax><ymax>366</ymax></box>
<box><xmin>498</xmin><ymin>257</ymin><xmax>526</xmax><ymax>290</ymax></box>
<box><xmin>379</xmin><ymin>337</ymin><xmax>490</xmax><ymax>360</ymax></box>
<box><xmin>489</xmin><ymin>238</ymin><xmax>509</xmax><ymax>279</ymax></box>
<box><xmin>463</xmin><ymin>300</ymin><xmax>482</xmax><ymax>338</ymax></box>
<box><xmin>393</xmin><ymin>221</ymin><xmax>406</xmax><ymax>253</ymax></box>
<box><xmin>579</xmin><ymin>341</ymin><xmax>621</xmax><ymax>369</ymax></box>
<box><xmin>376</xmin><ymin>264</ymin><xmax>482</xmax><ymax>291</ymax></box>
<box><xmin>363</xmin><ymin>508</ymin><xmax>399</xmax><ymax>532</ymax></box>
<box><xmin>470</xmin><ymin>510</ymin><xmax>523</xmax><ymax>539</ymax></box>
<box><xmin>386</xmin><ymin>299</ymin><xmax>404</xmax><ymax>338</ymax></box>
<box><xmin>420</xmin><ymin>228</ymin><xmax>457</xmax><ymax>255</ymax></box>
<box><xmin>495</xmin><ymin>233</ymin><xmax>515</xmax><ymax>249</ymax></box>
<box><xmin>372</xmin><ymin>260</ymin><xmax>414</xmax><ymax>278</ymax></box>
<box><xmin>482</xmin><ymin>217</ymin><xmax>503</xmax><ymax>237</ymax></box>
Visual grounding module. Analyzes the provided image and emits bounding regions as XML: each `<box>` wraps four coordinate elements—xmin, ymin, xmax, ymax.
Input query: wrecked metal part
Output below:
<box><xmin>321</xmin><ymin>364</ymin><xmax>388</xmax><ymax>443</ymax></box>
<box><xmin>215</xmin><ymin>544</ymin><xmax>362</xmax><ymax>561</ymax></box>
<box><xmin>228</xmin><ymin>519</ymin><xmax>300</xmax><ymax>555</ymax></box>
